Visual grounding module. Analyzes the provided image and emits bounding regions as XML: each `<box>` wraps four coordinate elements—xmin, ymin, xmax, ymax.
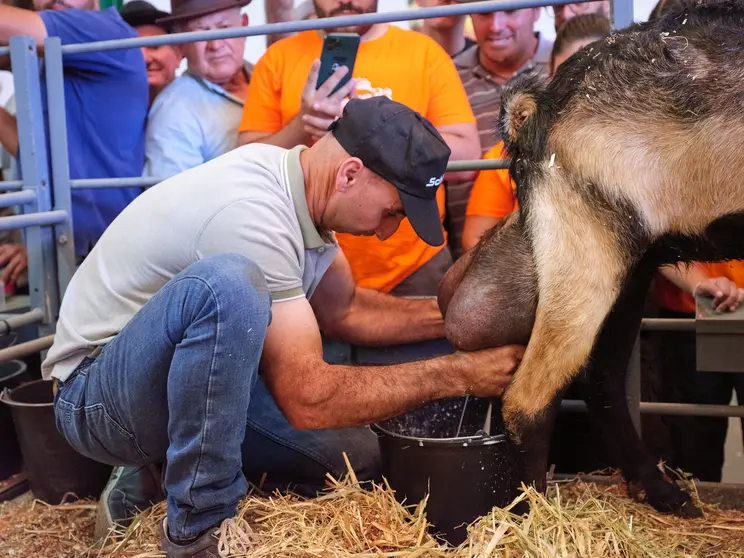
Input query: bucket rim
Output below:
<box><xmin>0</xmin><ymin>358</ymin><xmax>27</xmax><ymax>384</ymax></box>
<box><xmin>371</xmin><ymin>422</ymin><xmax>507</xmax><ymax>446</ymax></box>
<box><xmin>0</xmin><ymin>332</ymin><xmax>18</xmax><ymax>348</ymax></box>
<box><xmin>0</xmin><ymin>378</ymin><xmax>53</xmax><ymax>408</ymax></box>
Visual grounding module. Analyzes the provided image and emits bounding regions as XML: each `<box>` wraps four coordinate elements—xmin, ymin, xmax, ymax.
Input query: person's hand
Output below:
<box><xmin>694</xmin><ymin>276</ymin><xmax>744</xmax><ymax>313</ymax></box>
<box><xmin>454</xmin><ymin>345</ymin><xmax>525</xmax><ymax>398</ymax></box>
<box><xmin>298</xmin><ymin>59</ymin><xmax>358</xmax><ymax>143</ymax></box>
<box><xmin>0</xmin><ymin>243</ymin><xmax>27</xmax><ymax>286</ymax></box>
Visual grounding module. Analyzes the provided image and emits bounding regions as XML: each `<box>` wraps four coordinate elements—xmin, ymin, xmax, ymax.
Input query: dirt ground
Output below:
<box><xmin>0</xmin><ymin>492</ymin><xmax>97</xmax><ymax>558</ymax></box>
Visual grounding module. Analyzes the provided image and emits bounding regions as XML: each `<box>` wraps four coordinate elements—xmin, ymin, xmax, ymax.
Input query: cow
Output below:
<box><xmin>438</xmin><ymin>0</ymin><xmax>744</xmax><ymax>518</ymax></box>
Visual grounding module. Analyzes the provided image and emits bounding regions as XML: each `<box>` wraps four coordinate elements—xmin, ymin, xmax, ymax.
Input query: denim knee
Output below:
<box><xmin>190</xmin><ymin>254</ymin><xmax>268</xmax><ymax>292</ymax></box>
<box><xmin>187</xmin><ymin>254</ymin><xmax>272</xmax><ymax>314</ymax></box>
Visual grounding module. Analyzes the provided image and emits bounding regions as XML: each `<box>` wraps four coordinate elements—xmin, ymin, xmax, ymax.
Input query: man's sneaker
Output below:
<box><xmin>94</xmin><ymin>464</ymin><xmax>165</xmax><ymax>542</ymax></box>
<box><xmin>159</xmin><ymin>518</ymin><xmax>221</xmax><ymax>558</ymax></box>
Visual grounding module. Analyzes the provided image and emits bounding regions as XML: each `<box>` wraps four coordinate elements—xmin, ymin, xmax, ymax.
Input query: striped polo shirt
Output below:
<box><xmin>454</xmin><ymin>33</ymin><xmax>553</xmax><ymax>154</ymax></box>
<box><xmin>445</xmin><ymin>34</ymin><xmax>552</xmax><ymax>259</ymax></box>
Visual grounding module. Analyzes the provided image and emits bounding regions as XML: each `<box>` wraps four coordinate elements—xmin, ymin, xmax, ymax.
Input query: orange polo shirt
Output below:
<box><xmin>655</xmin><ymin>262</ymin><xmax>744</xmax><ymax>313</ymax></box>
<box><xmin>239</xmin><ymin>26</ymin><xmax>476</xmax><ymax>292</ymax></box>
<box><xmin>465</xmin><ymin>141</ymin><xmax>517</xmax><ymax>219</ymax></box>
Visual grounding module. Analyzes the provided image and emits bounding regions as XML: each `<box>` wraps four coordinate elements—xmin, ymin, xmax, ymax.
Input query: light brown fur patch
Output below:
<box><xmin>554</xmin><ymin>112</ymin><xmax>744</xmax><ymax>238</ymax></box>
<box><xmin>502</xmin><ymin>93</ymin><xmax>538</xmax><ymax>146</ymax></box>
<box><xmin>502</xmin><ymin>168</ymin><xmax>629</xmax><ymax>437</ymax></box>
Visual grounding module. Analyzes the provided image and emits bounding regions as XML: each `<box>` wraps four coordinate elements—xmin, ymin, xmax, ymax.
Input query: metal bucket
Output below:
<box><xmin>0</xmin><ymin>379</ymin><xmax>113</xmax><ymax>503</ymax></box>
<box><xmin>373</xmin><ymin>398</ymin><xmax>520</xmax><ymax>546</ymax></box>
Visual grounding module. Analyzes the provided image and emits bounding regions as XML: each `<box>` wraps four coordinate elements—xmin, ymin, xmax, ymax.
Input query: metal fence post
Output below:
<box><xmin>610</xmin><ymin>0</ymin><xmax>634</xmax><ymax>29</ymax></box>
<box><xmin>44</xmin><ymin>37</ymin><xmax>76</xmax><ymax>298</ymax></box>
<box><xmin>10</xmin><ymin>36</ymin><xmax>59</xmax><ymax>333</ymax></box>
<box><xmin>626</xmin><ymin>333</ymin><xmax>642</xmax><ymax>436</ymax></box>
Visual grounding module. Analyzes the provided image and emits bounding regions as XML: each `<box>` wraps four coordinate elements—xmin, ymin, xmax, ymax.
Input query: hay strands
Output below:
<box><xmin>4</xmin><ymin>459</ymin><xmax>744</xmax><ymax>557</ymax></box>
<box><xmin>213</xmin><ymin>452</ymin><xmax>449</xmax><ymax>557</ymax></box>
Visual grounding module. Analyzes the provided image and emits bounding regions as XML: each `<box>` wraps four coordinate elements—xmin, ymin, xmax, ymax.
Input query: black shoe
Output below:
<box><xmin>158</xmin><ymin>519</ymin><xmax>221</xmax><ymax>558</ymax></box>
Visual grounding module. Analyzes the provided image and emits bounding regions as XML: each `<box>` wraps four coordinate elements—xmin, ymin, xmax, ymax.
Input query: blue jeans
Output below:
<box><xmin>53</xmin><ymin>254</ymin><xmax>381</xmax><ymax>541</ymax></box>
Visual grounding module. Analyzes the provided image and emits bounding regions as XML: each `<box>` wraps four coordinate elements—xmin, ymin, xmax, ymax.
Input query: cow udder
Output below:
<box><xmin>438</xmin><ymin>217</ymin><xmax>538</xmax><ymax>351</ymax></box>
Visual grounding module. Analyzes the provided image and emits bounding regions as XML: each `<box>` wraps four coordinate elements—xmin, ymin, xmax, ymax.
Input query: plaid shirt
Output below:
<box><xmin>454</xmin><ymin>33</ymin><xmax>553</xmax><ymax>155</ymax></box>
<box><xmin>445</xmin><ymin>34</ymin><xmax>552</xmax><ymax>259</ymax></box>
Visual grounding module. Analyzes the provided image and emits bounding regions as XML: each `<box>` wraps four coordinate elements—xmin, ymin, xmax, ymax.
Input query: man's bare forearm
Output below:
<box><xmin>240</xmin><ymin>117</ymin><xmax>309</xmax><ymax>149</ymax></box>
<box><xmin>333</xmin><ymin>287</ymin><xmax>444</xmax><ymax>346</ymax></box>
<box><xmin>660</xmin><ymin>263</ymin><xmax>708</xmax><ymax>295</ymax></box>
<box><xmin>0</xmin><ymin>108</ymin><xmax>18</xmax><ymax>158</ymax></box>
<box><xmin>440</xmin><ymin>131</ymin><xmax>480</xmax><ymax>182</ymax></box>
<box><xmin>1</xmin><ymin>5</ymin><xmax>48</xmax><ymax>46</ymax></box>
<box><xmin>283</xmin><ymin>354</ymin><xmax>467</xmax><ymax>429</ymax></box>
<box><xmin>265</xmin><ymin>0</ymin><xmax>297</xmax><ymax>47</ymax></box>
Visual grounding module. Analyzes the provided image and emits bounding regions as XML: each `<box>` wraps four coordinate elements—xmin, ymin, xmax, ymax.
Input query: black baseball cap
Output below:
<box><xmin>120</xmin><ymin>0</ymin><xmax>171</xmax><ymax>29</ymax></box>
<box><xmin>328</xmin><ymin>96</ymin><xmax>451</xmax><ymax>247</ymax></box>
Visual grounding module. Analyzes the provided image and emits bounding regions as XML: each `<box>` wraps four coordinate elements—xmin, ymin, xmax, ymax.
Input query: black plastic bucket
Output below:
<box><xmin>356</xmin><ymin>337</ymin><xmax>520</xmax><ymax>545</ymax></box>
<box><xmin>0</xmin><ymin>379</ymin><xmax>112</xmax><ymax>503</ymax></box>
<box><xmin>0</xmin><ymin>334</ymin><xmax>29</xmax><ymax>481</ymax></box>
<box><xmin>373</xmin><ymin>397</ymin><xmax>520</xmax><ymax>546</ymax></box>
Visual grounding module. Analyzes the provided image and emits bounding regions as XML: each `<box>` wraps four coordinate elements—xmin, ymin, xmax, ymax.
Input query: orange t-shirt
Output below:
<box><xmin>239</xmin><ymin>26</ymin><xmax>476</xmax><ymax>292</ymax></box>
<box><xmin>465</xmin><ymin>141</ymin><xmax>517</xmax><ymax>219</ymax></box>
<box><xmin>655</xmin><ymin>261</ymin><xmax>744</xmax><ymax>313</ymax></box>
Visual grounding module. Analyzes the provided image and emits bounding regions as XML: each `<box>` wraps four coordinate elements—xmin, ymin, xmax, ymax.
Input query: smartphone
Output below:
<box><xmin>316</xmin><ymin>33</ymin><xmax>360</xmax><ymax>95</ymax></box>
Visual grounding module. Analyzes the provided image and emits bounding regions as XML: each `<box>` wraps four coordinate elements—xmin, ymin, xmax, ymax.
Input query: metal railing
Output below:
<box><xmin>0</xmin><ymin>0</ymin><xmax>741</xmax><ymax>459</ymax></box>
<box><xmin>0</xmin><ymin>0</ymin><xmax>598</xmax><ymax>57</ymax></box>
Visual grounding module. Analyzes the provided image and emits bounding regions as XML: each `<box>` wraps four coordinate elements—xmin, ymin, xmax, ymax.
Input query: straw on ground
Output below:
<box><xmin>2</xmin><ymin>458</ymin><xmax>744</xmax><ymax>557</ymax></box>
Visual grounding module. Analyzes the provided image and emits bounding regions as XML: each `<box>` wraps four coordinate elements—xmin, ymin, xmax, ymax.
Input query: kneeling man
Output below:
<box><xmin>44</xmin><ymin>96</ymin><xmax>522</xmax><ymax>557</ymax></box>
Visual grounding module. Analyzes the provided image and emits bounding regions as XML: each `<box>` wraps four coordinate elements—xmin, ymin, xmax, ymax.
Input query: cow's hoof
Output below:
<box><xmin>673</xmin><ymin>499</ymin><xmax>704</xmax><ymax>518</ymax></box>
<box><xmin>635</xmin><ymin>478</ymin><xmax>703</xmax><ymax>518</ymax></box>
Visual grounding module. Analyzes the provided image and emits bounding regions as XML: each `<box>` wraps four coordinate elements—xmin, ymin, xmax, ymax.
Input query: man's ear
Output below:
<box><xmin>171</xmin><ymin>43</ymin><xmax>184</xmax><ymax>59</ymax></box>
<box><xmin>336</xmin><ymin>157</ymin><xmax>364</xmax><ymax>192</ymax></box>
<box><xmin>498</xmin><ymin>69</ymin><xmax>547</xmax><ymax>153</ymax></box>
<box><xmin>241</xmin><ymin>12</ymin><xmax>249</xmax><ymax>27</ymax></box>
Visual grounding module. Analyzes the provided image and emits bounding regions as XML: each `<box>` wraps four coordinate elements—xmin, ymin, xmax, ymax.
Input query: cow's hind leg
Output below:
<box><xmin>503</xmin><ymin>389</ymin><xmax>570</xmax><ymax>505</ymax></box>
<box><xmin>502</xmin><ymin>183</ymin><xmax>637</xmax><ymax>489</ymax></box>
<box><xmin>584</xmin><ymin>260</ymin><xmax>702</xmax><ymax>517</ymax></box>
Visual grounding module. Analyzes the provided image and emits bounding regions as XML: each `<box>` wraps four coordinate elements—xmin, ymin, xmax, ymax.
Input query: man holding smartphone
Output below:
<box><xmin>238</xmin><ymin>0</ymin><xmax>480</xmax><ymax>299</ymax></box>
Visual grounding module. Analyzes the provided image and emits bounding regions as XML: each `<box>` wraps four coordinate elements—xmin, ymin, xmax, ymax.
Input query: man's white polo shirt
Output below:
<box><xmin>42</xmin><ymin>144</ymin><xmax>339</xmax><ymax>383</ymax></box>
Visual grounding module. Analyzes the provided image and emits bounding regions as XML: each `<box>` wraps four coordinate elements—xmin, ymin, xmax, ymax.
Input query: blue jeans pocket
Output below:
<box><xmin>55</xmin><ymin>374</ymin><xmax>149</xmax><ymax>467</ymax></box>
